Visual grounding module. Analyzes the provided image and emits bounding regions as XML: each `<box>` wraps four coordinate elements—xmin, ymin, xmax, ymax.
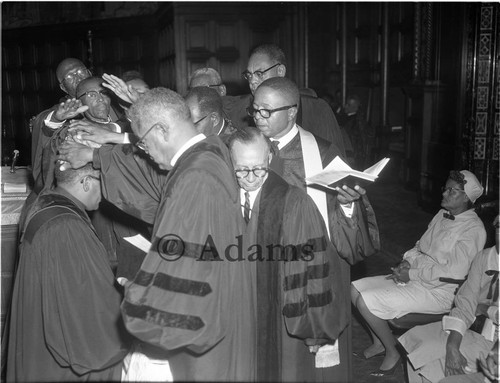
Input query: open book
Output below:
<box><xmin>305</xmin><ymin>156</ymin><xmax>390</xmax><ymax>190</ymax></box>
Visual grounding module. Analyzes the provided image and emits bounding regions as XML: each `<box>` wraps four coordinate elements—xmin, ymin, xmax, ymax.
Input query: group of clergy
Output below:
<box><xmin>5</xmin><ymin>42</ymin><xmax>495</xmax><ymax>383</ymax></box>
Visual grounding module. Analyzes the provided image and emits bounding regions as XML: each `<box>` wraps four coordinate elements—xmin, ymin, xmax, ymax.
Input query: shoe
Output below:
<box><xmin>369</xmin><ymin>358</ymin><xmax>401</xmax><ymax>377</ymax></box>
<box><xmin>352</xmin><ymin>350</ymin><xmax>385</xmax><ymax>360</ymax></box>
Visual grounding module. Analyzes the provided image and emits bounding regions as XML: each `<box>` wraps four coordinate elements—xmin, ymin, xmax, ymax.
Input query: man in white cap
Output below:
<box><xmin>351</xmin><ymin>170</ymin><xmax>487</xmax><ymax>378</ymax></box>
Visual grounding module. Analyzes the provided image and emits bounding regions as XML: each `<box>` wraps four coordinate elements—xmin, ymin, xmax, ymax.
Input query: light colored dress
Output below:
<box><xmin>399</xmin><ymin>246</ymin><xmax>499</xmax><ymax>383</ymax></box>
<box><xmin>352</xmin><ymin>209</ymin><xmax>486</xmax><ymax>319</ymax></box>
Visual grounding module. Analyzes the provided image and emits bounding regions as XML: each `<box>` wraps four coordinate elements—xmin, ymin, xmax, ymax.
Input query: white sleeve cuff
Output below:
<box><xmin>123</xmin><ymin>133</ymin><xmax>131</xmax><ymax>144</ymax></box>
<box><xmin>340</xmin><ymin>203</ymin><xmax>354</xmax><ymax>218</ymax></box>
<box><xmin>442</xmin><ymin>315</ymin><xmax>467</xmax><ymax>336</ymax></box>
<box><xmin>487</xmin><ymin>306</ymin><xmax>498</xmax><ymax>324</ymax></box>
<box><xmin>44</xmin><ymin>111</ymin><xmax>65</xmax><ymax>130</ymax></box>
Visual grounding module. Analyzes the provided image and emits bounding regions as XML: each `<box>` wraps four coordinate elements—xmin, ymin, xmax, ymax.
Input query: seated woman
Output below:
<box><xmin>351</xmin><ymin>170</ymin><xmax>487</xmax><ymax>377</ymax></box>
<box><xmin>399</xmin><ymin>216</ymin><xmax>498</xmax><ymax>383</ymax></box>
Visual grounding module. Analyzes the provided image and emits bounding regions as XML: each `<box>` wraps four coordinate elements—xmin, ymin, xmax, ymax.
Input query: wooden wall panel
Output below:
<box><xmin>2</xmin><ymin>15</ymin><xmax>157</xmax><ymax>166</ymax></box>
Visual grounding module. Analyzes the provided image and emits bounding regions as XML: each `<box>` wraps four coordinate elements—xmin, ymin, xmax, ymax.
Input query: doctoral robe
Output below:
<box><xmin>93</xmin><ymin>135</ymin><xmax>256</xmax><ymax>381</ymax></box>
<box><xmin>6</xmin><ymin>189</ymin><xmax>128</xmax><ymax>382</ymax></box>
<box><xmin>222</xmin><ymin>92</ymin><xmax>346</xmax><ymax>157</ymax></box>
<box><xmin>274</xmin><ymin>131</ymin><xmax>375</xmax><ymax>382</ymax></box>
<box><xmin>245</xmin><ymin>170</ymin><xmax>349</xmax><ymax>382</ymax></box>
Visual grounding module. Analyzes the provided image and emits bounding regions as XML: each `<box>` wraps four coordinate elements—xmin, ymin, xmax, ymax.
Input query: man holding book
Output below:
<box><xmin>250</xmin><ymin>76</ymin><xmax>380</xmax><ymax>382</ymax></box>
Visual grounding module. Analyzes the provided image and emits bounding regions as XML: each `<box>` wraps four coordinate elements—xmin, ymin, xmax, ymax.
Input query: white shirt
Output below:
<box><xmin>270</xmin><ymin>123</ymin><xmax>299</xmax><ymax>150</ymax></box>
<box><xmin>170</xmin><ymin>134</ymin><xmax>206</xmax><ymax>167</ymax></box>
<box><xmin>239</xmin><ymin>187</ymin><xmax>261</xmax><ymax>220</ymax></box>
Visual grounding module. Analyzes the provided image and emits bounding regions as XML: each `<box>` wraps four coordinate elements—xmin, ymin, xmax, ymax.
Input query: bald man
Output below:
<box><xmin>250</xmin><ymin>76</ymin><xmax>380</xmax><ymax>382</ymax></box>
<box><xmin>59</xmin><ymin>87</ymin><xmax>256</xmax><ymax>381</ymax></box>
<box><xmin>224</xmin><ymin>43</ymin><xmax>346</xmax><ymax>156</ymax></box>
<box><xmin>31</xmin><ymin>59</ymin><xmax>122</xmax><ymax>192</ymax></box>
<box><xmin>185</xmin><ymin>86</ymin><xmax>236</xmax><ymax>140</ymax></box>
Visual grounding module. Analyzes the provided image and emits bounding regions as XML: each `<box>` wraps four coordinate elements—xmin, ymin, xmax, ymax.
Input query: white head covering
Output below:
<box><xmin>460</xmin><ymin>170</ymin><xmax>483</xmax><ymax>203</ymax></box>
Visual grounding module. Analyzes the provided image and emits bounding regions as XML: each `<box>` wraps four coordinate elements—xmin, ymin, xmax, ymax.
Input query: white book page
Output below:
<box><xmin>363</xmin><ymin>158</ymin><xmax>391</xmax><ymax>176</ymax></box>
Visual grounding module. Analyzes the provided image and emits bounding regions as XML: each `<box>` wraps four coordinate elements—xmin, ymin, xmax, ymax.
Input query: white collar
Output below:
<box><xmin>270</xmin><ymin>123</ymin><xmax>299</xmax><ymax>150</ymax></box>
<box><xmin>170</xmin><ymin>134</ymin><xmax>206</xmax><ymax>167</ymax></box>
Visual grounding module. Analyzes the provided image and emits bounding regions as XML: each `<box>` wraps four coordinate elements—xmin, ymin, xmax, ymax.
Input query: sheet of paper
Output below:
<box><xmin>315</xmin><ymin>342</ymin><xmax>340</xmax><ymax>368</ymax></box>
<box><xmin>2</xmin><ymin>183</ymin><xmax>27</xmax><ymax>193</ymax></box>
<box><xmin>124</xmin><ymin>234</ymin><xmax>152</xmax><ymax>254</ymax></box>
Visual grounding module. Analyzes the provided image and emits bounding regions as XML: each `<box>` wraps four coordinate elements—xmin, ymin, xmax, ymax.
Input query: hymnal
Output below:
<box><xmin>305</xmin><ymin>156</ymin><xmax>390</xmax><ymax>190</ymax></box>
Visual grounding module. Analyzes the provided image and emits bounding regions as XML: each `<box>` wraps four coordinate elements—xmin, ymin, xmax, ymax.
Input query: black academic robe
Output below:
<box><xmin>246</xmin><ymin>171</ymin><xmax>349</xmax><ymax>382</ymax></box>
<box><xmin>94</xmin><ymin>135</ymin><xmax>256</xmax><ymax>381</ymax></box>
<box><xmin>274</xmin><ymin>131</ymin><xmax>370</xmax><ymax>382</ymax></box>
<box><xmin>222</xmin><ymin>92</ymin><xmax>346</xmax><ymax>157</ymax></box>
<box><xmin>6</xmin><ymin>189</ymin><xmax>128</xmax><ymax>382</ymax></box>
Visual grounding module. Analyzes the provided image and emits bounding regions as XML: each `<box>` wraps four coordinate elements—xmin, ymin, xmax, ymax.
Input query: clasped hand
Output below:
<box><xmin>386</xmin><ymin>260</ymin><xmax>411</xmax><ymax>284</ymax></box>
<box><xmin>334</xmin><ymin>184</ymin><xmax>366</xmax><ymax>205</ymax></box>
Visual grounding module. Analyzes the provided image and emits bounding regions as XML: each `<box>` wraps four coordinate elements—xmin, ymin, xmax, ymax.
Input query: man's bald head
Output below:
<box><xmin>258</xmin><ymin>77</ymin><xmax>300</xmax><ymax>106</ymax></box>
<box><xmin>185</xmin><ymin>86</ymin><xmax>223</xmax><ymax>135</ymax></box>
<box><xmin>56</xmin><ymin>58</ymin><xmax>90</xmax><ymax>97</ymax></box>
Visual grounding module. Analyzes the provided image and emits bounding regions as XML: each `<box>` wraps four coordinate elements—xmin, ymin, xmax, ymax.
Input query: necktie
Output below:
<box><xmin>270</xmin><ymin>140</ymin><xmax>283</xmax><ymax>174</ymax></box>
<box><xmin>443</xmin><ymin>212</ymin><xmax>455</xmax><ymax>220</ymax></box>
<box><xmin>270</xmin><ymin>140</ymin><xmax>280</xmax><ymax>156</ymax></box>
<box><xmin>244</xmin><ymin>191</ymin><xmax>251</xmax><ymax>223</ymax></box>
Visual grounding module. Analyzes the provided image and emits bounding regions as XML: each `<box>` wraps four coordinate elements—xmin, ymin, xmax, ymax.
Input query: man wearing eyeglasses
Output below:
<box><xmin>251</xmin><ymin>76</ymin><xmax>380</xmax><ymax>382</ymax></box>
<box><xmin>5</xmin><ymin>162</ymin><xmax>129</xmax><ymax>382</ymax></box>
<box><xmin>228</xmin><ymin>126</ymin><xmax>348</xmax><ymax>382</ymax></box>
<box><xmin>58</xmin><ymin>87</ymin><xmax>256</xmax><ymax>381</ymax></box>
<box><xmin>185</xmin><ymin>86</ymin><xmax>236</xmax><ymax>141</ymax></box>
<box><xmin>30</xmin><ymin>58</ymin><xmax>91</xmax><ymax>189</ymax></box>
<box><xmin>223</xmin><ymin>44</ymin><xmax>346</xmax><ymax>158</ymax></box>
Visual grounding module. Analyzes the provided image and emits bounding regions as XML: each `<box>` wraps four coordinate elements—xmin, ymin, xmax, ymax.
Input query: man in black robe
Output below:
<box><xmin>58</xmin><ymin>87</ymin><xmax>256</xmax><ymax>381</ymax></box>
<box><xmin>185</xmin><ymin>86</ymin><xmax>236</xmax><ymax>141</ymax></box>
<box><xmin>223</xmin><ymin>43</ymin><xmax>346</xmax><ymax>156</ymax></box>
<box><xmin>249</xmin><ymin>76</ymin><xmax>380</xmax><ymax>382</ymax></box>
<box><xmin>228</xmin><ymin>127</ymin><xmax>349</xmax><ymax>382</ymax></box>
<box><xmin>6</xmin><ymin>163</ymin><xmax>129</xmax><ymax>382</ymax></box>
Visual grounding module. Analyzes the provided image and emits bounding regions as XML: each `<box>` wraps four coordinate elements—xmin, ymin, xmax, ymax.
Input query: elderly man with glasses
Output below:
<box><xmin>223</xmin><ymin>44</ymin><xmax>346</xmax><ymax>157</ymax></box>
<box><xmin>227</xmin><ymin>126</ymin><xmax>348</xmax><ymax>382</ymax></box>
<box><xmin>58</xmin><ymin>87</ymin><xmax>256</xmax><ymax>381</ymax></box>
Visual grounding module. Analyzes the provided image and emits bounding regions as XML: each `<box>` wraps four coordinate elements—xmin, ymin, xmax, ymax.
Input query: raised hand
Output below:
<box><xmin>102</xmin><ymin>73</ymin><xmax>140</xmax><ymax>105</ymax></box>
<box><xmin>53</xmin><ymin>98</ymin><xmax>89</xmax><ymax>122</ymax></box>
